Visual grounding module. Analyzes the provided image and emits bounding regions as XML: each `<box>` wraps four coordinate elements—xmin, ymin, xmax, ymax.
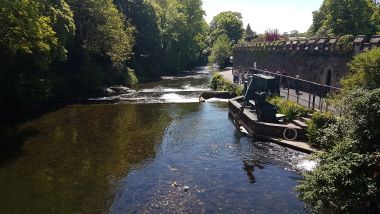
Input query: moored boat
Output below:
<box><xmin>229</xmin><ymin>74</ymin><xmax>317</xmax><ymax>153</ymax></box>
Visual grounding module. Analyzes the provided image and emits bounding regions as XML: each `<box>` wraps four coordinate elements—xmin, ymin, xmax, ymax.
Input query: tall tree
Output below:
<box><xmin>150</xmin><ymin>0</ymin><xmax>208</xmax><ymax>73</ymax></box>
<box><xmin>0</xmin><ymin>0</ymin><xmax>75</xmax><ymax>106</ymax></box>
<box><xmin>209</xmin><ymin>11</ymin><xmax>244</xmax><ymax>44</ymax></box>
<box><xmin>208</xmin><ymin>34</ymin><xmax>232</xmax><ymax>69</ymax></box>
<box><xmin>114</xmin><ymin>0</ymin><xmax>162</xmax><ymax>79</ymax></box>
<box><xmin>309</xmin><ymin>0</ymin><xmax>380</xmax><ymax>36</ymax></box>
<box><xmin>58</xmin><ymin>0</ymin><xmax>135</xmax><ymax>97</ymax></box>
<box><xmin>245</xmin><ymin>24</ymin><xmax>255</xmax><ymax>37</ymax></box>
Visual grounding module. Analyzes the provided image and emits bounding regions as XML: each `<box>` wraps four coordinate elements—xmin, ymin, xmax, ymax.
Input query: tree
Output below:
<box><xmin>208</xmin><ymin>34</ymin><xmax>232</xmax><ymax>69</ymax></box>
<box><xmin>114</xmin><ymin>0</ymin><xmax>162</xmax><ymax>79</ymax></box>
<box><xmin>297</xmin><ymin>48</ymin><xmax>380</xmax><ymax>213</ymax></box>
<box><xmin>342</xmin><ymin>47</ymin><xmax>380</xmax><ymax>91</ymax></box>
<box><xmin>55</xmin><ymin>0</ymin><xmax>135</xmax><ymax>98</ymax></box>
<box><xmin>0</xmin><ymin>0</ymin><xmax>75</xmax><ymax>106</ymax></box>
<box><xmin>150</xmin><ymin>0</ymin><xmax>208</xmax><ymax>73</ymax></box>
<box><xmin>209</xmin><ymin>11</ymin><xmax>244</xmax><ymax>44</ymax></box>
<box><xmin>289</xmin><ymin>30</ymin><xmax>299</xmax><ymax>37</ymax></box>
<box><xmin>308</xmin><ymin>0</ymin><xmax>380</xmax><ymax>36</ymax></box>
<box><xmin>264</xmin><ymin>29</ymin><xmax>280</xmax><ymax>42</ymax></box>
<box><xmin>297</xmin><ymin>89</ymin><xmax>380</xmax><ymax>213</ymax></box>
<box><xmin>244</xmin><ymin>24</ymin><xmax>256</xmax><ymax>41</ymax></box>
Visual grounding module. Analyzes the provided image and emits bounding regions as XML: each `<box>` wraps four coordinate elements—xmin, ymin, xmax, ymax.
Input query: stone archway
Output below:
<box><xmin>323</xmin><ymin>67</ymin><xmax>333</xmax><ymax>86</ymax></box>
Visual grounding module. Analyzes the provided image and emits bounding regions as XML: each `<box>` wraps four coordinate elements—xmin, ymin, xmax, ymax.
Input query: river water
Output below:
<box><xmin>0</xmin><ymin>67</ymin><xmax>310</xmax><ymax>213</ymax></box>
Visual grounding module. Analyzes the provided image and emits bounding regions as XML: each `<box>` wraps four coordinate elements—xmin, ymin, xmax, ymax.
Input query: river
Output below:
<box><xmin>0</xmin><ymin>67</ymin><xmax>310</xmax><ymax>213</ymax></box>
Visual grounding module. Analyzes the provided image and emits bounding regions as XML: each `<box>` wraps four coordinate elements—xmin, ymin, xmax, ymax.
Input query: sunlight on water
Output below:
<box><xmin>297</xmin><ymin>160</ymin><xmax>318</xmax><ymax>172</ymax></box>
<box><xmin>0</xmin><ymin>67</ymin><xmax>310</xmax><ymax>213</ymax></box>
<box><xmin>160</xmin><ymin>93</ymin><xmax>199</xmax><ymax>103</ymax></box>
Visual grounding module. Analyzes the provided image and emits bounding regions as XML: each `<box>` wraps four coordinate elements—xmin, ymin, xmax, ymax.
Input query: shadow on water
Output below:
<box><xmin>0</xmin><ymin>104</ymin><xmax>177</xmax><ymax>214</ymax></box>
<box><xmin>0</xmin><ymin>127</ymin><xmax>38</xmax><ymax>165</ymax></box>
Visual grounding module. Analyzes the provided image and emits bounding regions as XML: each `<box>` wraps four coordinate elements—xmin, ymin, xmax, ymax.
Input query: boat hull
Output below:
<box><xmin>228</xmin><ymin>97</ymin><xmax>306</xmax><ymax>141</ymax></box>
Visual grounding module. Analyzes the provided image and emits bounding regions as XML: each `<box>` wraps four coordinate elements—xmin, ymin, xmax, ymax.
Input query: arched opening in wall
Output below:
<box><xmin>326</xmin><ymin>69</ymin><xmax>332</xmax><ymax>86</ymax></box>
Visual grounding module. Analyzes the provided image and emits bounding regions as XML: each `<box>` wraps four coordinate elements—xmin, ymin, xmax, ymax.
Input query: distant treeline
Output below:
<box><xmin>0</xmin><ymin>0</ymin><xmax>208</xmax><ymax>111</ymax></box>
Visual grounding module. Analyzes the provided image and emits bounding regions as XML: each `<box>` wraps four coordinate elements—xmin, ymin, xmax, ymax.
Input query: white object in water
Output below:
<box><xmin>297</xmin><ymin>160</ymin><xmax>318</xmax><ymax>171</ymax></box>
<box><xmin>239</xmin><ymin>126</ymin><xmax>249</xmax><ymax>135</ymax></box>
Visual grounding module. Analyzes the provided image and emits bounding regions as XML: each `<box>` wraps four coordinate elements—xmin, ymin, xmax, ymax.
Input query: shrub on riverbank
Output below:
<box><xmin>210</xmin><ymin>73</ymin><xmax>243</xmax><ymax>95</ymax></box>
<box><xmin>268</xmin><ymin>96</ymin><xmax>311</xmax><ymax>121</ymax></box>
<box><xmin>297</xmin><ymin>89</ymin><xmax>380</xmax><ymax>213</ymax></box>
<box><xmin>297</xmin><ymin>48</ymin><xmax>380</xmax><ymax>213</ymax></box>
<box><xmin>306</xmin><ymin>112</ymin><xmax>336</xmax><ymax>148</ymax></box>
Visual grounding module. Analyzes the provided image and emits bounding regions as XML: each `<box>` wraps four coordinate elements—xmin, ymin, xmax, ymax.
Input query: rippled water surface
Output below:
<box><xmin>0</xmin><ymin>67</ymin><xmax>309</xmax><ymax>213</ymax></box>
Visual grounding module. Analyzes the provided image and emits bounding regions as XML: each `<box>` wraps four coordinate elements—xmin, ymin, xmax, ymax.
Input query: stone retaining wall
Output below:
<box><xmin>233</xmin><ymin>35</ymin><xmax>380</xmax><ymax>87</ymax></box>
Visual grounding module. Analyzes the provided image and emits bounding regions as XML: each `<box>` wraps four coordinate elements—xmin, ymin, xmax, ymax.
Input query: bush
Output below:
<box><xmin>121</xmin><ymin>68</ymin><xmax>138</xmax><ymax>86</ymax></box>
<box><xmin>268</xmin><ymin>96</ymin><xmax>311</xmax><ymax>121</ymax></box>
<box><xmin>208</xmin><ymin>34</ymin><xmax>232</xmax><ymax>69</ymax></box>
<box><xmin>307</xmin><ymin>112</ymin><xmax>336</xmax><ymax>148</ymax></box>
<box><xmin>342</xmin><ymin>47</ymin><xmax>380</xmax><ymax>91</ymax></box>
<box><xmin>297</xmin><ymin>89</ymin><xmax>380</xmax><ymax>213</ymax></box>
<box><xmin>210</xmin><ymin>73</ymin><xmax>243</xmax><ymax>95</ymax></box>
<box><xmin>336</xmin><ymin>35</ymin><xmax>354</xmax><ymax>54</ymax></box>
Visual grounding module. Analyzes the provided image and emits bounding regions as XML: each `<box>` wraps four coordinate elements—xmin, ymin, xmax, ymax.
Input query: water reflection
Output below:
<box><xmin>110</xmin><ymin>103</ymin><xmax>307</xmax><ymax>214</ymax></box>
<box><xmin>0</xmin><ymin>104</ymin><xmax>173</xmax><ymax>213</ymax></box>
<box><xmin>0</xmin><ymin>66</ymin><xmax>309</xmax><ymax>213</ymax></box>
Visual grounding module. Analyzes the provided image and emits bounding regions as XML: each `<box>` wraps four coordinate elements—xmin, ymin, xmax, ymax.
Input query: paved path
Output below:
<box><xmin>219</xmin><ymin>68</ymin><xmax>234</xmax><ymax>82</ymax></box>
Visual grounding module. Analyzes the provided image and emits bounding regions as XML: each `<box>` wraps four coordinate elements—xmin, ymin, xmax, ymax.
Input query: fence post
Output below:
<box><xmin>312</xmin><ymin>84</ymin><xmax>316</xmax><ymax>110</ymax></box>
<box><xmin>319</xmin><ymin>85</ymin><xmax>323</xmax><ymax>112</ymax></box>
<box><xmin>287</xmin><ymin>78</ymin><xmax>290</xmax><ymax>101</ymax></box>
<box><xmin>308</xmin><ymin>83</ymin><xmax>312</xmax><ymax>109</ymax></box>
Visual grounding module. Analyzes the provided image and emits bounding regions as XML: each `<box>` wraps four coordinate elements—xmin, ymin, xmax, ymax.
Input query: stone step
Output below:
<box><xmin>292</xmin><ymin>119</ymin><xmax>308</xmax><ymax>129</ymax></box>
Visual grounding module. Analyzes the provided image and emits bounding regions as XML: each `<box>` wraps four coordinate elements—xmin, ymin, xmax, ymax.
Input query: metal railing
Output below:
<box><xmin>241</xmin><ymin>68</ymin><xmax>342</xmax><ymax>115</ymax></box>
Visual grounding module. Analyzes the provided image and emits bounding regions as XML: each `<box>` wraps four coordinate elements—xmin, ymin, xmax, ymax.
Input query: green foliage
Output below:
<box><xmin>308</xmin><ymin>0</ymin><xmax>380</xmax><ymax>37</ymax></box>
<box><xmin>114</xmin><ymin>0</ymin><xmax>162</xmax><ymax>78</ymax></box>
<box><xmin>245</xmin><ymin>24</ymin><xmax>255</xmax><ymax>38</ymax></box>
<box><xmin>149</xmin><ymin>0</ymin><xmax>208</xmax><ymax>74</ymax></box>
<box><xmin>68</xmin><ymin>0</ymin><xmax>134</xmax><ymax>68</ymax></box>
<box><xmin>268</xmin><ymin>96</ymin><xmax>311</xmax><ymax>121</ymax></box>
<box><xmin>0</xmin><ymin>0</ymin><xmax>75</xmax><ymax>106</ymax></box>
<box><xmin>208</xmin><ymin>34</ymin><xmax>232</xmax><ymax>69</ymax></box>
<box><xmin>336</xmin><ymin>35</ymin><xmax>355</xmax><ymax>54</ymax></box>
<box><xmin>209</xmin><ymin>11</ymin><xmax>244</xmax><ymax>45</ymax></box>
<box><xmin>121</xmin><ymin>68</ymin><xmax>138</xmax><ymax>86</ymax></box>
<box><xmin>0</xmin><ymin>0</ymin><xmax>209</xmax><ymax>112</ymax></box>
<box><xmin>307</xmin><ymin>112</ymin><xmax>336</xmax><ymax>148</ymax></box>
<box><xmin>342</xmin><ymin>47</ymin><xmax>380</xmax><ymax>91</ymax></box>
<box><xmin>297</xmin><ymin>89</ymin><xmax>380</xmax><ymax>213</ymax></box>
<box><xmin>210</xmin><ymin>73</ymin><xmax>243</xmax><ymax>95</ymax></box>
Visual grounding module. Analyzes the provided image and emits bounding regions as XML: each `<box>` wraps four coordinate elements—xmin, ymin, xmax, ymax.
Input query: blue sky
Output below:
<box><xmin>202</xmin><ymin>0</ymin><xmax>323</xmax><ymax>34</ymax></box>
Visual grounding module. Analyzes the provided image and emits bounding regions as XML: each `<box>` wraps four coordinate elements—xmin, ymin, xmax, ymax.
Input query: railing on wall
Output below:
<box><xmin>246</xmin><ymin>68</ymin><xmax>342</xmax><ymax>115</ymax></box>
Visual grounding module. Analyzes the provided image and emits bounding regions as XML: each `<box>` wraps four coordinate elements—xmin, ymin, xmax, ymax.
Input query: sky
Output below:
<box><xmin>202</xmin><ymin>0</ymin><xmax>323</xmax><ymax>34</ymax></box>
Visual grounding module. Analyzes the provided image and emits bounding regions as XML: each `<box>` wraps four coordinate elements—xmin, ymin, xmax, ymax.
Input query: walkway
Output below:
<box><xmin>218</xmin><ymin>69</ymin><xmax>337</xmax><ymax>114</ymax></box>
<box><xmin>219</xmin><ymin>67</ymin><xmax>234</xmax><ymax>82</ymax></box>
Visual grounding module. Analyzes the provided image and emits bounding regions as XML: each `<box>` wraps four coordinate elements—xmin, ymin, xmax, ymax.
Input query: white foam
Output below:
<box><xmin>141</xmin><ymin>86</ymin><xmax>210</xmax><ymax>93</ymax></box>
<box><xmin>239</xmin><ymin>126</ymin><xmax>249</xmax><ymax>135</ymax></box>
<box><xmin>205</xmin><ymin>98</ymin><xmax>229</xmax><ymax>103</ymax></box>
<box><xmin>160</xmin><ymin>93</ymin><xmax>199</xmax><ymax>103</ymax></box>
<box><xmin>297</xmin><ymin>160</ymin><xmax>318</xmax><ymax>172</ymax></box>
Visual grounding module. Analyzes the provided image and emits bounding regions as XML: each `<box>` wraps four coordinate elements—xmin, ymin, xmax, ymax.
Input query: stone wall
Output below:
<box><xmin>233</xmin><ymin>35</ymin><xmax>380</xmax><ymax>87</ymax></box>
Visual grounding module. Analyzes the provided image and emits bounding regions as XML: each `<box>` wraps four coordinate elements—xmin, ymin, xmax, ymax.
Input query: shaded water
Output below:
<box><xmin>0</xmin><ymin>67</ymin><xmax>309</xmax><ymax>213</ymax></box>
